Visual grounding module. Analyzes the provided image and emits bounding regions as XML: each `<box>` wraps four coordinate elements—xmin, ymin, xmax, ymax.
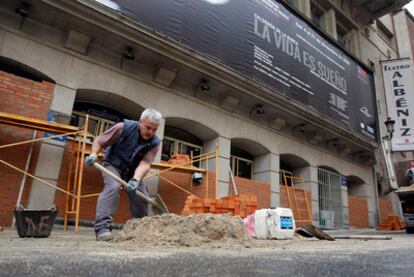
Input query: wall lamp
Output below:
<box><xmin>198</xmin><ymin>79</ymin><xmax>210</xmax><ymax>92</ymax></box>
<box><xmin>249</xmin><ymin>104</ymin><xmax>265</xmax><ymax>118</ymax></box>
<box><xmin>383</xmin><ymin>117</ymin><xmax>395</xmax><ymax>141</ymax></box>
<box><xmin>122</xmin><ymin>46</ymin><xmax>135</xmax><ymax>61</ymax></box>
<box><xmin>15</xmin><ymin>2</ymin><xmax>29</xmax><ymax>18</ymax></box>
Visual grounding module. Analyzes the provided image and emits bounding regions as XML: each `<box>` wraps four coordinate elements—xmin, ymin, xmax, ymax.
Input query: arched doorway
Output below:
<box><xmin>317</xmin><ymin>166</ymin><xmax>344</xmax><ymax>229</ymax></box>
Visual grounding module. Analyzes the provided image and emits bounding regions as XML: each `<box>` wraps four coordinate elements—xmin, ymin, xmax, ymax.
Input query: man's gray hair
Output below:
<box><xmin>140</xmin><ymin>108</ymin><xmax>162</xmax><ymax>124</ymax></box>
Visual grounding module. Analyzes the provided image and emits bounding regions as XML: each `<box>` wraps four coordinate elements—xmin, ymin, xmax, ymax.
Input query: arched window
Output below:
<box><xmin>161</xmin><ymin>126</ymin><xmax>203</xmax><ymax>166</ymax></box>
<box><xmin>230</xmin><ymin>146</ymin><xmax>253</xmax><ymax>179</ymax></box>
<box><xmin>71</xmin><ymin>102</ymin><xmax>129</xmax><ymax>140</ymax></box>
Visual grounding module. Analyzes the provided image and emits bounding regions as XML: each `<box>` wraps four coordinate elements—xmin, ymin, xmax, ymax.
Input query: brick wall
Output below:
<box><xmin>0</xmin><ymin>70</ymin><xmax>54</xmax><ymax>226</ymax></box>
<box><xmin>379</xmin><ymin>197</ymin><xmax>393</xmax><ymax>222</ymax></box>
<box><xmin>280</xmin><ymin>185</ymin><xmax>312</xmax><ymax>225</ymax></box>
<box><xmin>233</xmin><ymin>176</ymin><xmax>270</xmax><ymax>209</ymax></box>
<box><xmin>348</xmin><ymin>196</ymin><xmax>369</xmax><ymax>228</ymax></box>
<box><xmin>158</xmin><ymin>171</ymin><xmax>217</xmax><ymax>214</ymax></box>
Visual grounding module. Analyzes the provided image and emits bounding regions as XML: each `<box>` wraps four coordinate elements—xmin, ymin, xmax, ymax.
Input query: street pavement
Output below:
<box><xmin>0</xmin><ymin>226</ymin><xmax>413</xmax><ymax>276</ymax></box>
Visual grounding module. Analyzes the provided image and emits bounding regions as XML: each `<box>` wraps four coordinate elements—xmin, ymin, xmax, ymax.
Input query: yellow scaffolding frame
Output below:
<box><xmin>0</xmin><ymin>111</ymin><xmax>90</xmax><ymax>232</ymax></box>
<box><xmin>1</xmin><ymin>111</ymin><xmax>220</xmax><ymax>232</ymax></box>
<box><xmin>282</xmin><ymin>172</ymin><xmax>313</xmax><ymax>225</ymax></box>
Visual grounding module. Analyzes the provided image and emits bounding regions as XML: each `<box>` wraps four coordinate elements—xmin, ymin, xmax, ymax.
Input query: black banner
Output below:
<box><xmin>100</xmin><ymin>0</ymin><xmax>377</xmax><ymax>139</ymax></box>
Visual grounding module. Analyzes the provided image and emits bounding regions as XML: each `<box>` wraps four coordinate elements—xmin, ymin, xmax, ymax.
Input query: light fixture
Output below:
<box><xmin>15</xmin><ymin>2</ymin><xmax>29</xmax><ymax>18</ymax></box>
<box><xmin>198</xmin><ymin>79</ymin><xmax>210</xmax><ymax>92</ymax></box>
<box><xmin>122</xmin><ymin>46</ymin><xmax>135</xmax><ymax>61</ymax></box>
<box><xmin>249</xmin><ymin>104</ymin><xmax>264</xmax><ymax>118</ymax></box>
<box><xmin>383</xmin><ymin>117</ymin><xmax>395</xmax><ymax>141</ymax></box>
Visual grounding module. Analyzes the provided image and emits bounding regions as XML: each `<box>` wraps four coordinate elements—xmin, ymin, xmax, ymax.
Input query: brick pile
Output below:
<box><xmin>167</xmin><ymin>154</ymin><xmax>190</xmax><ymax>165</ymax></box>
<box><xmin>182</xmin><ymin>194</ymin><xmax>258</xmax><ymax>218</ymax></box>
<box><xmin>376</xmin><ymin>213</ymin><xmax>406</xmax><ymax>231</ymax></box>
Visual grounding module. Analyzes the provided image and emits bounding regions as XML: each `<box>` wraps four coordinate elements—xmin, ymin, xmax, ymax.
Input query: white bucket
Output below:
<box><xmin>252</xmin><ymin>208</ymin><xmax>295</xmax><ymax>240</ymax></box>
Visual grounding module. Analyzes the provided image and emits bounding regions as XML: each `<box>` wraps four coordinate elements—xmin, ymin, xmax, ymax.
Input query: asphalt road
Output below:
<box><xmin>1</xmin><ymin>228</ymin><xmax>413</xmax><ymax>276</ymax></box>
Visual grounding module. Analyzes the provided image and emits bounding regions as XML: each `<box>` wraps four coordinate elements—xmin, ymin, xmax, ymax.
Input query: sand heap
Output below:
<box><xmin>115</xmin><ymin>213</ymin><xmax>254</xmax><ymax>248</ymax></box>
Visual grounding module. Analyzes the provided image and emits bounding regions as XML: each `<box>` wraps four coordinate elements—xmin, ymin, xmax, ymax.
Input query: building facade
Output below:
<box><xmin>0</xmin><ymin>0</ymin><xmax>410</xmax><ymax>228</ymax></box>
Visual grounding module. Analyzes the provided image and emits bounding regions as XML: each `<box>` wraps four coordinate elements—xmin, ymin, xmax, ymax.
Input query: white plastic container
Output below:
<box><xmin>267</xmin><ymin>208</ymin><xmax>295</xmax><ymax>239</ymax></box>
<box><xmin>252</xmin><ymin>208</ymin><xmax>295</xmax><ymax>240</ymax></box>
<box><xmin>254</xmin><ymin>209</ymin><xmax>268</xmax><ymax>239</ymax></box>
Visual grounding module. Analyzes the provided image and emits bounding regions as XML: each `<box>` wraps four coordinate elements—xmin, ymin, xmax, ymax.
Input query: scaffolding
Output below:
<box><xmin>0</xmin><ymin>111</ymin><xmax>89</xmax><ymax>232</ymax></box>
<box><xmin>1</xmin><ymin>111</ymin><xmax>220</xmax><ymax>232</ymax></box>
<box><xmin>281</xmin><ymin>172</ymin><xmax>313</xmax><ymax>225</ymax></box>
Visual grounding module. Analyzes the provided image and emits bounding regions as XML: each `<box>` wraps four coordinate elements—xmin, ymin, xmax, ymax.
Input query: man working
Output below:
<box><xmin>84</xmin><ymin>108</ymin><xmax>162</xmax><ymax>241</ymax></box>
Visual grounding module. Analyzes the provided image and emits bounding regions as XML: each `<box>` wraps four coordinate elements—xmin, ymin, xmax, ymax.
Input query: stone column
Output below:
<box><xmin>321</xmin><ymin>9</ymin><xmax>337</xmax><ymax>40</ymax></box>
<box><xmin>341</xmin><ymin>184</ymin><xmax>350</xmax><ymax>229</ymax></box>
<box><xmin>253</xmin><ymin>153</ymin><xmax>280</xmax><ymax>208</ymax></box>
<box><xmin>203</xmin><ymin>136</ymin><xmax>231</xmax><ymax>198</ymax></box>
<box><xmin>347</xmin><ymin>28</ymin><xmax>361</xmax><ymax>59</ymax></box>
<box><xmin>27</xmin><ymin>84</ymin><xmax>76</xmax><ymax>209</ymax></box>
<box><xmin>296</xmin><ymin>0</ymin><xmax>311</xmax><ymax>19</ymax></box>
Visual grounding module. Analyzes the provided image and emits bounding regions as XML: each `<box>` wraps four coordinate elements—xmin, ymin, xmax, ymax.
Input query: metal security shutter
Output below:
<box><xmin>318</xmin><ymin>168</ymin><xmax>344</xmax><ymax>229</ymax></box>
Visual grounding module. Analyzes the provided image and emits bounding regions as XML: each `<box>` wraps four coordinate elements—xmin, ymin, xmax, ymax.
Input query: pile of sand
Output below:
<box><xmin>114</xmin><ymin>213</ymin><xmax>254</xmax><ymax>248</ymax></box>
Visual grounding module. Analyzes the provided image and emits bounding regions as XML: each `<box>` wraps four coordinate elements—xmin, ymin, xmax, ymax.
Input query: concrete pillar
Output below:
<box><xmin>341</xmin><ymin>185</ymin><xmax>350</xmax><ymax>229</ymax></box>
<box><xmin>321</xmin><ymin>9</ymin><xmax>337</xmax><ymax>40</ymax></box>
<box><xmin>203</xmin><ymin>136</ymin><xmax>231</xmax><ymax>198</ymax></box>
<box><xmin>27</xmin><ymin>84</ymin><xmax>76</xmax><ymax>209</ymax></box>
<box><xmin>295</xmin><ymin>166</ymin><xmax>320</xmax><ymax>226</ymax></box>
<box><xmin>253</xmin><ymin>153</ymin><xmax>280</xmax><ymax>208</ymax></box>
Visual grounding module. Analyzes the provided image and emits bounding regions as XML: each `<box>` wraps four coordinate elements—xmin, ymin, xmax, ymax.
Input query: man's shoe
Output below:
<box><xmin>96</xmin><ymin>231</ymin><xmax>113</xmax><ymax>242</ymax></box>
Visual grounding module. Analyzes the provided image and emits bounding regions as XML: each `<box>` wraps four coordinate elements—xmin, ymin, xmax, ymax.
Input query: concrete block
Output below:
<box><xmin>50</xmin><ymin>85</ymin><xmax>76</xmax><ymax>115</ymax></box>
<box><xmin>219</xmin><ymin>95</ymin><xmax>239</xmax><ymax>112</ymax></box>
<box><xmin>64</xmin><ymin>29</ymin><xmax>91</xmax><ymax>55</ymax></box>
<box><xmin>153</xmin><ymin>65</ymin><xmax>177</xmax><ymax>87</ymax></box>
<box><xmin>34</xmin><ymin>143</ymin><xmax>65</xmax><ymax>180</ymax></box>
<box><xmin>27</xmin><ymin>179</ymin><xmax>58</xmax><ymax>210</ymax></box>
<box><xmin>216</xmin><ymin>180</ymin><xmax>229</xmax><ymax>198</ymax></box>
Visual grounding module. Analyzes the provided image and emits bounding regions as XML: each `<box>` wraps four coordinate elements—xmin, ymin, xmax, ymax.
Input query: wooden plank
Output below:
<box><xmin>0</xmin><ymin>111</ymin><xmax>79</xmax><ymax>133</ymax></box>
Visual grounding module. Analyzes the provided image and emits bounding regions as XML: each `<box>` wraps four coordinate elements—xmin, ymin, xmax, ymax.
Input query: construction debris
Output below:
<box><xmin>115</xmin><ymin>213</ymin><xmax>254</xmax><ymax>248</ymax></box>
<box><xmin>296</xmin><ymin>224</ymin><xmax>335</xmax><ymax>241</ymax></box>
<box><xmin>182</xmin><ymin>194</ymin><xmax>258</xmax><ymax>218</ymax></box>
<box><xmin>377</xmin><ymin>213</ymin><xmax>406</xmax><ymax>231</ymax></box>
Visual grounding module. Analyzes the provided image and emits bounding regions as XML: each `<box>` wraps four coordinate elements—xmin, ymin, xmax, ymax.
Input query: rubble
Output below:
<box><xmin>115</xmin><ymin>213</ymin><xmax>254</xmax><ymax>248</ymax></box>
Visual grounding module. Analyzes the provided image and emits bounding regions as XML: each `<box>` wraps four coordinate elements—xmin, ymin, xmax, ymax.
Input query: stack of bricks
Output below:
<box><xmin>181</xmin><ymin>194</ymin><xmax>258</xmax><ymax>218</ymax></box>
<box><xmin>167</xmin><ymin>154</ymin><xmax>190</xmax><ymax>166</ymax></box>
<box><xmin>376</xmin><ymin>213</ymin><xmax>406</xmax><ymax>231</ymax></box>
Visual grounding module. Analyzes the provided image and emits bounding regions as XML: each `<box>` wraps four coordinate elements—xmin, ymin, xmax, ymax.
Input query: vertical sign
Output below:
<box><xmin>381</xmin><ymin>58</ymin><xmax>414</xmax><ymax>151</ymax></box>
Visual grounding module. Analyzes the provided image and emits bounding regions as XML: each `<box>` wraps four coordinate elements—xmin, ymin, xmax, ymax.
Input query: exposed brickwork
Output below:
<box><xmin>379</xmin><ymin>197</ymin><xmax>394</xmax><ymax>222</ymax></box>
<box><xmin>348</xmin><ymin>196</ymin><xmax>369</xmax><ymax>228</ymax></box>
<box><xmin>0</xmin><ymin>70</ymin><xmax>54</xmax><ymax>226</ymax></box>
<box><xmin>158</xmin><ymin>171</ymin><xmax>217</xmax><ymax>215</ymax></box>
<box><xmin>233</xmin><ymin>176</ymin><xmax>270</xmax><ymax>209</ymax></box>
<box><xmin>182</xmin><ymin>194</ymin><xmax>258</xmax><ymax>217</ymax></box>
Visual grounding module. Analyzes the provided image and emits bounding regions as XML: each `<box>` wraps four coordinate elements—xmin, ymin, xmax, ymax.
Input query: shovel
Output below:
<box><xmin>93</xmin><ymin>162</ymin><xmax>169</xmax><ymax>214</ymax></box>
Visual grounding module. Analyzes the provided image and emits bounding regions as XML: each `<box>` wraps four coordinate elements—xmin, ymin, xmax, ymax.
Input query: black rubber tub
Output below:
<box><xmin>13</xmin><ymin>205</ymin><xmax>58</xmax><ymax>238</ymax></box>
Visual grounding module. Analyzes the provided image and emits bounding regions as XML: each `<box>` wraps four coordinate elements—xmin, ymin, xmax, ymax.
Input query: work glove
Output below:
<box><xmin>84</xmin><ymin>153</ymin><xmax>98</xmax><ymax>167</ymax></box>
<box><xmin>125</xmin><ymin>178</ymin><xmax>139</xmax><ymax>193</ymax></box>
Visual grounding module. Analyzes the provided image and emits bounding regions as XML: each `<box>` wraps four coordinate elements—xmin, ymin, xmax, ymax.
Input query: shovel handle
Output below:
<box><xmin>93</xmin><ymin>162</ymin><xmax>157</xmax><ymax>206</ymax></box>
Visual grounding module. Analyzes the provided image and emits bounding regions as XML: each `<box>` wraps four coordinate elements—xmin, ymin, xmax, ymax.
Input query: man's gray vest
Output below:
<box><xmin>104</xmin><ymin>119</ymin><xmax>160</xmax><ymax>181</ymax></box>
